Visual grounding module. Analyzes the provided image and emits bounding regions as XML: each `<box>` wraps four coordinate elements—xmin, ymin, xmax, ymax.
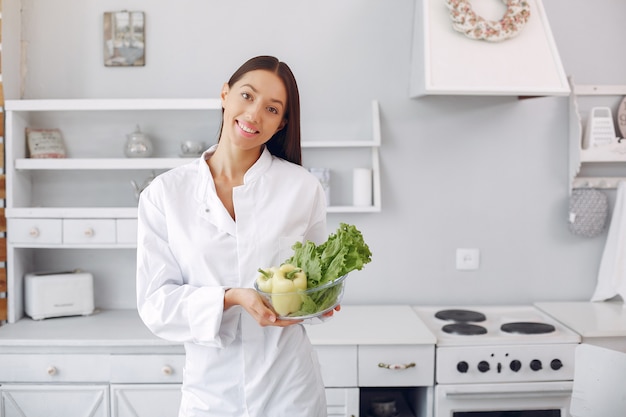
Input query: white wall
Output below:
<box><xmin>4</xmin><ymin>0</ymin><xmax>625</xmax><ymax>306</ymax></box>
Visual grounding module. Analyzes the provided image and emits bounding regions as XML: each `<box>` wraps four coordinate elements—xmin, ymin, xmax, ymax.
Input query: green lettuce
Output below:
<box><xmin>285</xmin><ymin>223</ymin><xmax>372</xmax><ymax>288</ymax></box>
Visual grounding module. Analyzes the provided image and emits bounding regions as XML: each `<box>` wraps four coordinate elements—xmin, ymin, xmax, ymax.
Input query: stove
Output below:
<box><xmin>413</xmin><ymin>305</ymin><xmax>581</xmax><ymax>417</ymax></box>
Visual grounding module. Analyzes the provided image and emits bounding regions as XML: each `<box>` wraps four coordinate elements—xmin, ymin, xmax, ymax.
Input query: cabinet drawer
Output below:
<box><xmin>315</xmin><ymin>345</ymin><xmax>357</xmax><ymax>387</ymax></box>
<box><xmin>0</xmin><ymin>354</ymin><xmax>110</xmax><ymax>382</ymax></box>
<box><xmin>111</xmin><ymin>354</ymin><xmax>185</xmax><ymax>383</ymax></box>
<box><xmin>63</xmin><ymin>219</ymin><xmax>116</xmax><ymax>244</ymax></box>
<box><xmin>8</xmin><ymin>219</ymin><xmax>62</xmax><ymax>244</ymax></box>
<box><xmin>116</xmin><ymin>219</ymin><xmax>138</xmax><ymax>244</ymax></box>
<box><xmin>358</xmin><ymin>345</ymin><xmax>434</xmax><ymax>387</ymax></box>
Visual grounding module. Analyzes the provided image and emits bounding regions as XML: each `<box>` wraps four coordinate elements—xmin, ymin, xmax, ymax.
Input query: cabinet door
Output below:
<box><xmin>0</xmin><ymin>384</ymin><xmax>109</xmax><ymax>417</ymax></box>
<box><xmin>110</xmin><ymin>384</ymin><xmax>181</xmax><ymax>417</ymax></box>
<box><xmin>315</xmin><ymin>345</ymin><xmax>358</xmax><ymax>387</ymax></box>
<box><xmin>325</xmin><ymin>387</ymin><xmax>359</xmax><ymax>417</ymax></box>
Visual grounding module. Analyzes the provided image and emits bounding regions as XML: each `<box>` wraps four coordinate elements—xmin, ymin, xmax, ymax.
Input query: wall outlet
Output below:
<box><xmin>456</xmin><ymin>248</ymin><xmax>480</xmax><ymax>270</ymax></box>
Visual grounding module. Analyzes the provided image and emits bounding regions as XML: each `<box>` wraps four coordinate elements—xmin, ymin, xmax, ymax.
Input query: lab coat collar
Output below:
<box><xmin>193</xmin><ymin>144</ymin><xmax>273</xmax><ymax>235</ymax></box>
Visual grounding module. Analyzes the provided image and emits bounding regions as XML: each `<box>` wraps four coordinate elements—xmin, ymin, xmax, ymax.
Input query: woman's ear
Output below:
<box><xmin>277</xmin><ymin>119</ymin><xmax>287</xmax><ymax>132</ymax></box>
<box><xmin>220</xmin><ymin>83</ymin><xmax>229</xmax><ymax>107</ymax></box>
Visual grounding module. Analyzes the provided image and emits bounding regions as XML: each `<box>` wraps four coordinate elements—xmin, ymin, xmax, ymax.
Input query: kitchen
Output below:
<box><xmin>1</xmin><ymin>0</ymin><xmax>626</xmax><ymax>416</ymax></box>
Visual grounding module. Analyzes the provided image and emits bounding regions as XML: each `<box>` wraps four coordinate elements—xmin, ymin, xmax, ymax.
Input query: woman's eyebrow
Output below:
<box><xmin>241</xmin><ymin>83</ymin><xmax>285</xmax><ymax>108</ymax></box>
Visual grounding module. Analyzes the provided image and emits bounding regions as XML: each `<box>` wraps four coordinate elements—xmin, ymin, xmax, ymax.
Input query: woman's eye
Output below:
<box><xmin>267</xmin><ymin>106</ymin><xmax>279</xmax><ymax>115</ymax></box>
<box><xmin>241</xmin><ymin>92</ymin><xmax>251</xmax><ymax>100</ymax></box>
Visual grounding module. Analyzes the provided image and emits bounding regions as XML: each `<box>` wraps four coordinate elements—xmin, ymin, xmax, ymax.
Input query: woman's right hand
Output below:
<box><xmin>224</xmin><ymin>288</ymin><xmax>302</xmax><ymax>327</ymax></box>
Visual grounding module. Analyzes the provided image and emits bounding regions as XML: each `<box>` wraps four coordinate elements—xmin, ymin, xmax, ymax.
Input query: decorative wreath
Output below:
<box><xmin>445</xmin><ymin>0</ymin><xmax>531</xmax><ymax>42</ymax></box>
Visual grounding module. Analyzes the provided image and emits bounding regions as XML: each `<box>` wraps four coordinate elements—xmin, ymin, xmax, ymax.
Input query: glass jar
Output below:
<box><xmin>124</xmin><ymin>125</ymin><xmax>153</xmax><ymax>158</ymax></box>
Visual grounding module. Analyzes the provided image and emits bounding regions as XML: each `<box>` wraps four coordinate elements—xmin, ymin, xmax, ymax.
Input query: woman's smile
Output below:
<box><xmin>237</xmin><ymin>120</ymin><xmax>259</xmax><ymax>136</ymax></box>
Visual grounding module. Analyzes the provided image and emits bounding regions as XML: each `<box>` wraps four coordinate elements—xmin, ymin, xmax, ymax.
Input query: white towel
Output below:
<box><xmin>591</xmin><ymin>181</ymin><xmax>626</xmax><ymax>301</ymax></box>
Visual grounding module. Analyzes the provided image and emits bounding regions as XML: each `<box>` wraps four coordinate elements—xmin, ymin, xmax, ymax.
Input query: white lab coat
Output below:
<box><xmin>136</xmin><ymin>145</ymin><xmax>329</xmax><ymax>417</ymax></box>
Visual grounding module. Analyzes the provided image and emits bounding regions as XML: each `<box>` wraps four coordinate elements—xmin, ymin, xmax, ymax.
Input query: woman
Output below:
<box><xmin>136</xmin><ymin>56</ymin><xmax>331</xmax><ymax>416</ymax></box>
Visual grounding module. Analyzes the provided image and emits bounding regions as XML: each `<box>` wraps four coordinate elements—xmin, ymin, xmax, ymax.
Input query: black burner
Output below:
<box><xmin>442</xmin><ymin>323</ymin><xmax>488</xmax><ymax>335</ymax></box>
<box><xmin>435</xmin><ymin>309</ymin><xmax>486</xmax><ymax>323</ymax></box>
<box><xmin>501</xmin><ymin>322</ymin><xmax>556</xmax><ymax>335</ymax></box>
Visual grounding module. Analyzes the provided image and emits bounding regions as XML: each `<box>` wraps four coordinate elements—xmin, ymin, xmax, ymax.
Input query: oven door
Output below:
<box><xmin>435</xmin><ymin>381</ymin><xmax>572</xmax><ymax>417</ymax></box>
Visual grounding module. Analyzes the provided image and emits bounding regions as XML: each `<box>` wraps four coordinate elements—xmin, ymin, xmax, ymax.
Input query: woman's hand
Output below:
<box><xmin>224</xmin><ymin>288</ymin><xmax>302</xmax><ymax>327</ymax></box>
<box><xmin>322</xmin><ymin>304</ymin><xmax>341</xmax><ymax>318</ymax></box>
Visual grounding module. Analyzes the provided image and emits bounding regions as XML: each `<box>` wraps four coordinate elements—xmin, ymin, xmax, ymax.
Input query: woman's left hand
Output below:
<box><xmin>322</xmin><ymin>304</ymin><xmax>341</xmax><ymax>318</ymax></box>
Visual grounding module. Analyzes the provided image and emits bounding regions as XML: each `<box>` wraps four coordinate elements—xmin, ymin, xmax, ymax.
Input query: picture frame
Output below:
<box><xmin>26</xmin><ymin>128</ymin><xmax>66</xmax><ymax>158</ymax></box>
<box><xmin>103</xmin><ymin>11</ymin><xmax>145</xmax><ymax>67</ymax></box>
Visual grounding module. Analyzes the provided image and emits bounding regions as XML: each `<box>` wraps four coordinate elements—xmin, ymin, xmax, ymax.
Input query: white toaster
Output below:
<box><xmin>25</xmin><ymin>270</ymin><xmax>95</xmax><ymax>320</ymax></box>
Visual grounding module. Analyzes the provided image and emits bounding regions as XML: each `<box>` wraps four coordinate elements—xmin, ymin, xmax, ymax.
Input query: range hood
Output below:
<box><xmin>410</xmin><ymin>0</ymin><xmax>570</xmax><ymax>97</ymax></box>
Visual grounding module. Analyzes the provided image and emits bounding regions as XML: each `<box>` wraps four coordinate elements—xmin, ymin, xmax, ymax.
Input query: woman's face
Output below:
<box><xmin>220</xmin><ymin>69</ymin><xmax>287</xmax><ymax>152</ymax></box>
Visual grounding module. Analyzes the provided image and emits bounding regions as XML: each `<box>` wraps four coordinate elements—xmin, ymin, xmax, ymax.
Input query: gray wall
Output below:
<box><xmin>4</xmin><ymin>0</ymin><xmax>624</xmax><ymax>306</ymax></box>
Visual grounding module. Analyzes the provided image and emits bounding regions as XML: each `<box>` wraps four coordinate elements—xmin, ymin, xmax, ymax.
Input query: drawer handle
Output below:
<box><xmin>29</xmin><ymin>227</ymin><xmax>40</xmax><ymax>238</ymax></box>
<box><xmin>162</xmin><ymin>365</ymin><xmax>173</xmax><ymax>375</ymax></box>
<box><xmin>47</xmin><ymin>366</ymin><xmax>57</xmax><ymax>376</ymax></box>
<box><xmin>378</xmin><ymin>362</ymin><xmax>416</xmax><ymax>370</ymax></box>
<box><xmin>84</xmin><ymin>228</ymin><xmax>95</xmax><ymax>237</ymax></box>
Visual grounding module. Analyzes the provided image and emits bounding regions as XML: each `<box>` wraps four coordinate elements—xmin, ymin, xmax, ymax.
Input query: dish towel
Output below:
<box><xmin>592</xmin><ymin>181</ymin><xmax>626</xmax><ymax>301</ymax></box>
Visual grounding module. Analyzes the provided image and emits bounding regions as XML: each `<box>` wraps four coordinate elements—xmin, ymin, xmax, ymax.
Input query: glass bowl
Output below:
<box><xmin>254</xmin><ymin>274</ymin><xmax>348</xmax><ymax>320</ymax></box>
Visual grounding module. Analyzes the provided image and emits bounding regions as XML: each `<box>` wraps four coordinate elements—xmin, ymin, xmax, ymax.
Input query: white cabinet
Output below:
<box><xmin>0</xmin><ymin>384</ymin><xmax>109</xmax><ymax>417</ymax></box>
<box><xmin>110</xmin><ymin>384</ymin><xmax>182</xmax><ymax>417</ymax></box>
<box><xmin>568</xmin><ymin>82</ymin><xmax>626</xmax><ymax>192</ymax></box>
<box><xmin>325</xmin><ymin>388</ymin><xmax>359</xmax><ymax>417</ymax></box>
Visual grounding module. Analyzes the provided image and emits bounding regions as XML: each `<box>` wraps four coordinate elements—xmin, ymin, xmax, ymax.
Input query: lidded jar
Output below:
<box><xmin>124</xmin><ymin>125</ymin><xmax>153</xmax><ymax>158</ymax></box>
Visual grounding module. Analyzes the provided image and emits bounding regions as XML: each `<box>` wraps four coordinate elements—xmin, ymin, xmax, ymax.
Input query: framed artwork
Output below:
<box><xmin>103</xmin><ymin>11</ymin><xmax>145</xmax><ymax>67</ymax></box>
<box><xmin>26</xmin><ymin>128</ymin><xmax>66</xmax><ymax>158</ymax></box>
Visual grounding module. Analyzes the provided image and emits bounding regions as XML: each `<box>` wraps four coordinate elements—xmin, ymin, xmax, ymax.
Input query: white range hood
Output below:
<box><xmin>410</xmin><ymin>0</ymin><xmax>570</xmax><ymax>97</ymax></box>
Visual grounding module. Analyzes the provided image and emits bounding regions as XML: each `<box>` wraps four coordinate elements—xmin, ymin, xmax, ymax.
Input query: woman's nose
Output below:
<box><xmin>245</xmin><ymin>102</ymin><xmax>262</xmax><ymax>122</ymax></box>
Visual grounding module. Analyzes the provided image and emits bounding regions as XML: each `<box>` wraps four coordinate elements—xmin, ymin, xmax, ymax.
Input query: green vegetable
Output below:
<box><xmin>256</xmin><ymin>223</ymin><xmax>372</xmax><ymax>318</ymax></box>
<box><xmin>284</xmin><ymin>223</ymin><xmax>372</xmax><ymax>316</ymax></box>
<box><xmin>286</xmin><ymin>223</ymin><xmax>372</xmax><ymax>288</ymax></box>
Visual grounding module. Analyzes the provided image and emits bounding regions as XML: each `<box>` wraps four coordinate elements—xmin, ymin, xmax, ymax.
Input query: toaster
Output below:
<box><xmin>25</xmin><ymin>270</ymin><xmax>95</xmax><ymax>320</ymax></box>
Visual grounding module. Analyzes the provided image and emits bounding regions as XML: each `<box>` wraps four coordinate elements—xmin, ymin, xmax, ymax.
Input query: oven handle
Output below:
<box><xmin>446</xmin><ymin>389</ymin><xmax>572</xmax><ymax>400</ymax></box>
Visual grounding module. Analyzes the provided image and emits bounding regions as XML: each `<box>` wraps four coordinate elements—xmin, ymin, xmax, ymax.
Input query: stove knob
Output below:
<box><xmin>550</xmin><ymin>359</ymin><xmax>563</xmax><ymax>370</ymax></box>
<box><xmin>530</xmin><ymin>359</ymin><xmax>543</xmax><ymax>371</ymax></box>
<box><xmin>510</xmin><ymin>360</ymin><xmax>522</xmax><ymax>372</ymax></box>
<box><xmin>477</xmin><ymin>361</ymin><xmax>490</xmax><ymax>373</ymax></box>
<box><xmin>457</xmin><ymin>361</ymin><xmax>469</xmax><ymax>373</ymax></box>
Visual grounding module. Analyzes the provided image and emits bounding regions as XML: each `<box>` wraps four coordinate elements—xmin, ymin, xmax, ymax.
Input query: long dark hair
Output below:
<box><xmin>220</xmin><ymin>56</ymin><xmax>302</xmax><ymax>165</ymax></box>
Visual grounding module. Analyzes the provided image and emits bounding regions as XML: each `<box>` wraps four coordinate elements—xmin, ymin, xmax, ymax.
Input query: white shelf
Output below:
<box><xmin>5</xmin><ymin>98</ymin><xmax>222</xmax><ymax>111</ymax></box>
<box><xmin>569</xmin><ymin>81</ymin><xmax>626</xmax><ymax>191</ymax></box>
<box><xmin>5</xmin><ymin>207</ymin><xmax>138</xmax><ymax>218</ymax></box>
<box><xmin>5</xmin><ymin>204</ymin><xmax>377</xmax><ymax>218</ymax></box>
<box><xmin>15</xmin><ymin>158</ymin><xmax>193</xmax><ymax>170</ymax></box>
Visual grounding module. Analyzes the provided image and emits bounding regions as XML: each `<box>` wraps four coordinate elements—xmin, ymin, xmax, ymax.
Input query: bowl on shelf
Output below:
<box><xmin>254</xmin><ymin>274</ymin><xmax>348</xmax><ymax>320</ymax></box>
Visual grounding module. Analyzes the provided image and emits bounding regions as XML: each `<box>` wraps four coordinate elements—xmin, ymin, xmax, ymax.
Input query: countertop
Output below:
<box><xmin>0</xmin><ymin>305</ymin><xmax>436</xmax><ymax>353</ymax></box>
<box><xmin>535</xmin><ymin>301</ymin><xmax>626</xmax><ymax>338</ymax></box>
<box><xmin>305</xmin><ymin>305</ymin><xmax>436</xmax><ymax>345</ymax></box>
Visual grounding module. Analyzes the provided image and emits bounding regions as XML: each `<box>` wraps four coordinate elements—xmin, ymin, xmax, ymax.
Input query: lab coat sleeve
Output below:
<box><xmin>136</xmin><ymin>191</ymin><xmax>238</xmax><ymax>348</ymax></box>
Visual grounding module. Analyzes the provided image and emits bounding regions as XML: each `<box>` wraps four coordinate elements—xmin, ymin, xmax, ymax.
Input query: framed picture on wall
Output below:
<box><xmin>103</xmin><ymin>11</ymin><xmax>145</xmax><ymax>67</ymax></box>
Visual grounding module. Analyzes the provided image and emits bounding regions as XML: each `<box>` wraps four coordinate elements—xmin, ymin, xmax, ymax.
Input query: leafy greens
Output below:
<box><xmin>283</xmin><ymin>223</ymin><xmax>372</xmax><ymax>316</ymax></box>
